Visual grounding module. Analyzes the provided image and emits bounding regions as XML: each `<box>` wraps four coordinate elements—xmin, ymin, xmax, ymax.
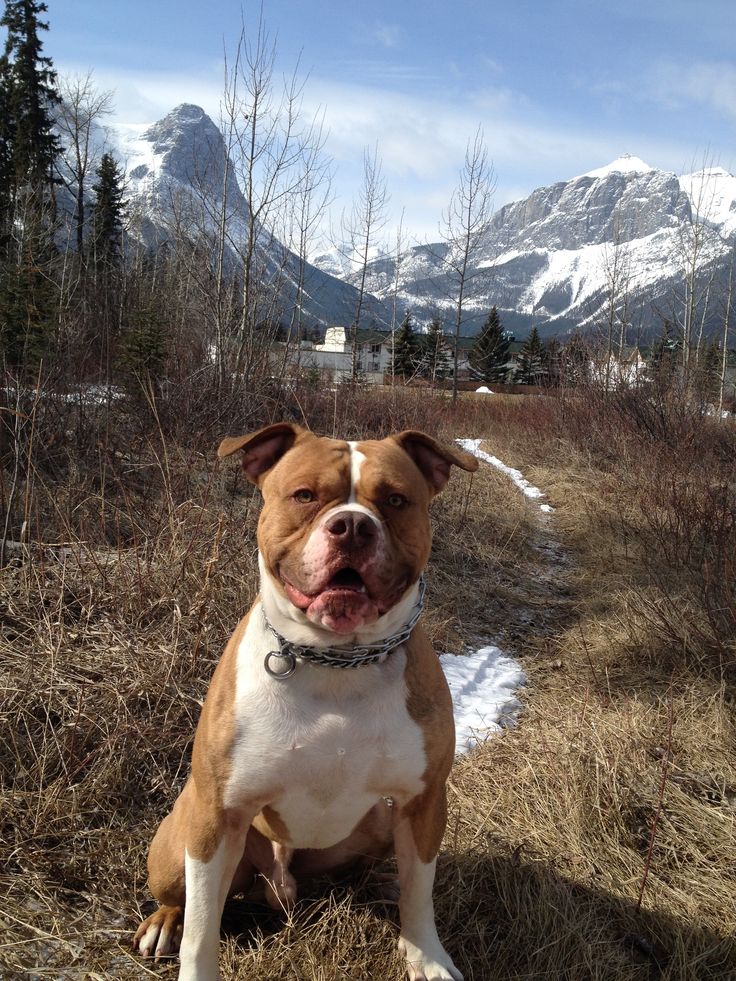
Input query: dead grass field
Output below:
<box><xmin>1</xmin><ymin>380</ymin><xmax>734</xmax><ymax>979</ymax></box>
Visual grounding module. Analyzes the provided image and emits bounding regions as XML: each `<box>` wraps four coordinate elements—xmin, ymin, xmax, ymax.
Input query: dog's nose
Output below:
<box><xmin>325</xmin><ymin>512</ymin><xmax>376</xmax><ymax>549</ymax></box>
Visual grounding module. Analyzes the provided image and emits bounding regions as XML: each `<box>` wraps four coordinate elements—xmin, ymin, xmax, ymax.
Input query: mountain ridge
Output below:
<box><xmin>105</xmin><ymin>105</ymin><xmax>736</xmax><ymax>341</ymax></box>
<box><xmin>313</xmin><ymin>153</ymin><xmax>736</xmax><ymax>339</ymax></box>
<box><xmin>108</xmin><ymin>104</ymin><xmax>392</xmax><ymax>332</ymax></box>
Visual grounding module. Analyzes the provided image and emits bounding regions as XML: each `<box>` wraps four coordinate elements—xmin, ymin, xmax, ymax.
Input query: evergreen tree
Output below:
<box><xmin>0</xmin><ymin>0</ymin><xmax>61</xmax><ymax>370</ymax></box>
<box><xmin>91</xmin><ymin>152</ymin><xmax>126</xmax><ymax>268</ymax></box>
<box><xmin>0</xmin><ymin>233</ymin><xmax>56</xmax><ymax>364</ymax></box>
<box><xmin>648</xmin><ymin>318</ymin><xmax>677</xmax><ymax>385</ymax></box>
<box><xmin>560</xmin><ymin>331</ymin><xmax>591</xmax><ymax>387</ymax></box>
<box><xmin>88</xmin><ymin>152</ymin><xmax>126</xmax><ymax>380</ymax></box>
<box><xmin>516</xmin><ymin>326</ymin><xmax>545</xmax><ymax>384</ymax></box>
<box><xmin>698</xmin><ymin>339</ymin><xmax>721</xmax><ymax>404</ymax></box>
<box><xmin>118</xmin><ymin>305</ymin><xmax>167</xmax><ymax>384</ymax></box>
<box><xmin>418</xmin><ymin>316</ymin><xmax>451</xmax><ymax>383</ymax></box>
<box><xmin>391</xmin><ymin>310</ymin><xmax>420</xmax><ymax>379</ymax></box>
<box><xmin>541</xmin><ymin>335</ymin><xmax>562</xmax><ymax>386</ymax></box>
<box><xmin>0</xmin><ymin>51</ymin><xmax>15</xmax><ymax>231</ymax></box>
<box><xmin>469</xmin><ymin>305</ymin><xmax>509</xmax><ymax>383</ymax></box>
<box><xmin>1</xmin><ymin>0</ymin><xmax>61</xmax><ymax>188</ymax></box>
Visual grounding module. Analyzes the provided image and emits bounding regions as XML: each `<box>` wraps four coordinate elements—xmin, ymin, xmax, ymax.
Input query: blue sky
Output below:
<box><xmin>47</xmin><ymin>1</ymin><xmax>736</xmax><ymax>241</ymax></box>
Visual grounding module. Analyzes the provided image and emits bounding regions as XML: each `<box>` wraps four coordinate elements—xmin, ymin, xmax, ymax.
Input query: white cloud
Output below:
<box><xmin>56</xmin><ymin>60</ymin><xmax>223</xmax><ymax>125</ymax></box>
<box><xmin>372</xmin><ymin>22</ymin><xmax>401</xmax><ymax>49</ymax></box>
<box><xmin>648</xmin><ymin>59</ymin><xmax>736</xmax><ymax>121</ymax></box>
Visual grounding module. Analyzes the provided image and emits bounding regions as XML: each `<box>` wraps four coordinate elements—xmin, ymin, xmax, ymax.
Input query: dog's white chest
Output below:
<box><xmin>224</xmin><ymin>610</ymin><xmax>427</xmax><ymax>849</ymax></box>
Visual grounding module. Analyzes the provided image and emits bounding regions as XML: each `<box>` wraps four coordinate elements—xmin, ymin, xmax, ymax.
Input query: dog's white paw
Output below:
<box><xmin>399</xmin><ymin>935</ymin><xmax>464</xmax><ymax>981</ymax></box>
<box><xmin>133</xmin><ymin>904</ymin><xmax>184</xmax><ymax>960</ymax></box>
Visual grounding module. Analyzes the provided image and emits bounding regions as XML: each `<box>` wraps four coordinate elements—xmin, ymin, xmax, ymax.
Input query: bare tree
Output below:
<box><xmin>439</xmin><ymin>127</ymin><xmax>495</xmax><ymax>401</ymax></box>
<box><xmin>55</xmin><ymin>72</ymin><xmax>114</xmax><ymax>258</ymax></box>
<box><xmin>341</xmin><ymin>145</ymin><xmax>390</xmax><ymax>380</ymax></box>
<box><xmin>152</xmin><ymin>15</ymin><xmax>329</xmax><ymax>390</ymax></box>
<box><xmin>388</xmin><ymin>209</ymin><xmax>407</xmax><ymax>385</ymax></box>
<box><xmin>224</xmin><ymin>14</ymin><xmax>320</xmax><ymax>379</ymax></box>
<box><xmin>599</xmin><ymin>214</ymin><xmax>632</xmax><ymax>391</ymax></box>
<box><xmin>284</xmin><ymin>109</ymin><xmax>332</xmax><ymax>359</ymax></box>
<box><xmin>718</xmin><ymin>246</ymin><xmax>735</xmax><ymax>416</ymax></box>
<box><xmin>675</xmin><ymin>158</ymin><xmax>722</xmax><ymax>381</ymax></box>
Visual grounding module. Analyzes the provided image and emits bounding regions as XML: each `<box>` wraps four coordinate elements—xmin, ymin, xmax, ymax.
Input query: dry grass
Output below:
<box><xmin>1</xmin><ymin>381</ymin><xmax>735</xmax><ymax>979</ymax></box>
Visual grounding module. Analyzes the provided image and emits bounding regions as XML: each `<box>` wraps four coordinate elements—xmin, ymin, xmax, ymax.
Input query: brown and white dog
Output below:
<box><xmin>134</xmin><ymin>423</ymin><xmax>477</xmax><ymax>981</ymax></box>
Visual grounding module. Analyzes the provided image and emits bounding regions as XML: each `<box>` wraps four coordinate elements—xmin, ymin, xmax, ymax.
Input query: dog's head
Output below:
<box><xmin>219</xmin><ymin>424</ymin><xmax>478</xmax><ymax>637</ymax></box>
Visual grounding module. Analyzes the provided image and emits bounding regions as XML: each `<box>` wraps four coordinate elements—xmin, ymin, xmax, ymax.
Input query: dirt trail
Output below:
<box><xmin>472</xmin><ymin>444</ymin><xmax>576</xmax><ymax>657</ymax></box>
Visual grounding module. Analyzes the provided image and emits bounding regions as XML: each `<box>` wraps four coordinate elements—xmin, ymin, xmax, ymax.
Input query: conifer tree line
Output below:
<box><xmin>390</xmin><ymin>306</ymin><xmax>560</xmax><ymax>387</ymax></box>
<box><xmin>390</xmin><ymin>311</ymin><xmax>451</xmax><ymax>384</ymax></box>
<box><xmin>0</xmin><ymin>0</ymin><xmax>134</xmax><ymax>379</ymax></box>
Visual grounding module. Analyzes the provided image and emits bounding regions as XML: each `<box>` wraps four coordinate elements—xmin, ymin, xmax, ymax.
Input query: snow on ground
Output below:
<box><xmin>679</xmin><ymin>167</ymin><xmax>736</xmax><ymax>237</ymax></box>
<box><xmin>457</xmin><ymin>438</ymin><xmax>554</xmax><ymax>513</ymax></box>
<box><xmin>514</xmin><ymin>228</ymin><xmax>679</xmax><ymax>318</ymax></box>
<box><xmin>4</xmin><ymin>383</ymin><xmax>124</xmax><ymax>406</ymax></box>
<box><xmin>440</xmin><ymin>647</ymin><xmax>526</xmax><ymax>756</ymax></box>
<box><xmin>437</xmin><ymin>435</ymin><xmax>554</xmax><ymax>756</ymax></box>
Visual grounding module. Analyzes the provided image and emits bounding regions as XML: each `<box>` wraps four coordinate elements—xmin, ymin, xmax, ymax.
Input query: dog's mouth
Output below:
<box><xmin>324</xmin><ymin>567</ymin><xmax>367</xmax><ymax>593</ymax></box>
<box><xmin>281</xmin><ymin>565</ymin><xmax>369</xmax><ymax>606</ymax></box>
<box><xmin>280</xmin><ymin>565</ymin><xmax>380</xmax><ymax>634</ymax></box>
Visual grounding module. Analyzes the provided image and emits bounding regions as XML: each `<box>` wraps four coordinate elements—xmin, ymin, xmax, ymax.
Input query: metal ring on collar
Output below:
<box><xmin>264</xmin><ymin>650</ymin><xmax>297</xmax><ymax>679</ymax></box>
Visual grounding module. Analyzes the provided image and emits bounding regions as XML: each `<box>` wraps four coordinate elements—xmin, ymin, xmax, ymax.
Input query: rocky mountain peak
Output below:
<box><xmin>113</xmin><ymin>104</ymin><xmax>389</xmax><ymax>331</ymax></box>
<box><xmin>142</xmin><ymin>103</ymin><xmax>215</xmax><ymax>154</ymax></box>
<box><xmin>125</xmin><ymin>104</ymin><xmax>240</xmax><ymax>207</ymax></box>
<box><xmin>579</xmin><ymin>154</ymin><xmax>655</xmax><ymax>180</ymax></box>
<box><xmin>330</xmin><ymin>154</ymin><xmax>736</xmax><ymax>340</ymax></box>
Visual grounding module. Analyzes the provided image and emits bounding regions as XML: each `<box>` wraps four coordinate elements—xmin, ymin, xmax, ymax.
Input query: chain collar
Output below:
<box><xmin>261</xmin><ymin>576</ymin><xmax>426</xmax><ymax>679</ymax></box>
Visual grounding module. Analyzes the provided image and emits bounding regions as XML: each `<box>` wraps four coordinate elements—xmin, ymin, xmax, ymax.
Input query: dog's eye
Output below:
<box><xmin>293</xmin><ymin>489</ymin><xmax>315</xmax><ymax>504</ymax></box>
<box><xmin>387</xmin><ymin>493</ymin><xmax>408</xmax><ymax>508</ymax></box>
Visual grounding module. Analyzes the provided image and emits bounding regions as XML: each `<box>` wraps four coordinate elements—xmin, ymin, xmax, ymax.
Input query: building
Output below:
<box><xmin>288</xmin><ymin>326</ymin><xmax>393</xmax><ymax>384</ymax></box>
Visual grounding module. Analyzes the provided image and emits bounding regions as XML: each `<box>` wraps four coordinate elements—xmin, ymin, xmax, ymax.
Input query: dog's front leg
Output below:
<box><xmin>178</xmin><ymin>814</ymin><xmax>252</xmax><ymax>981</ymax></box>
<box><xmin>394</xmin><ymin>789</ymin><xmax>463</xmax><ymax>981</ymax></box>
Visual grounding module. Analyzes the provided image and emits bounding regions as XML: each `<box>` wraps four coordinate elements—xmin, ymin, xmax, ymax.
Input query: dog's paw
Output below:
<box><xmin>264</xmin><ymin>871</ymin><xmax>297</xmax><ymax>911</ymax></box>
<box><xmin>362</xmin><ymin>868</ymin><xmax>401</xmax><ymax>904</ymax></box>
<box><xmin>399</xmin><ymin>936</ymin><xmax>464</xmax><ymax>981</ymax></box>
<box><xmin>133</xmin><ymin>904</ymin><xmax>184</xmax><ymax>960</ymax></box>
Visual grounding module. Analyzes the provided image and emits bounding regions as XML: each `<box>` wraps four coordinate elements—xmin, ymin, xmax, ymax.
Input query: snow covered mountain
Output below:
<box><xmin>315</xmin><ymin>154</ymin><xmax>736</xmax><ymax>340</ymax></box>
<box><xmin>112</xmin><ymin>104</ymin><xmax>390</xmax><ymax>331</ymax></box>
<box><xmin>107</xmin><ymin>107</ymin><xmax>736</xmax><ymax>340</ymax></box>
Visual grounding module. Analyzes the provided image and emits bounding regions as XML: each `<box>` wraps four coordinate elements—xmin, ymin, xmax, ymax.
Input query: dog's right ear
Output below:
<box><xmin>218</xmin><ymin>423</ymin><xmax>304</xmax><ymax>485</ymax></box>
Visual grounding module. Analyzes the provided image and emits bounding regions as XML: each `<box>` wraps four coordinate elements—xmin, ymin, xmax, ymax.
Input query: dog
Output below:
<box><xmin>134</xmin><ymin>423</ymin><xmax>477</xmax><ymax>980</ymax></box>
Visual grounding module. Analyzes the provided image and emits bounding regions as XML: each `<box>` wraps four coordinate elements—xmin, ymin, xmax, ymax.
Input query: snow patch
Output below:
<box><xmin>440</xmin><ymin>647</ymin><xmax>526</xmax><ymax>756</ymax></box>
<box><xmin>516</xmin><ymin>228</ymin><xmax>682</xmax><ymax>319</ymax></box>
<box><xmin>113</xmin><ymin>122</ymin><xmax>161</xmax><ymax>180</ymax></box>
<box><xmin>579</xmin><ymin>154</ymin><xmax>655</xmax><ymax>180</ymax></box>
<box><xmin>457</xmin><ymin>438</ymin><xmax>554</xmax><ymax>512</ymax></box>
<box><xmin>679</xmin><ymin>167</ymin><xmax>736</xmax><ymax>237</ymax></box>
<box><xmin>475</xmin><ymin>386</ymin><xmax>494</xmax><ymax>394</ymax></box>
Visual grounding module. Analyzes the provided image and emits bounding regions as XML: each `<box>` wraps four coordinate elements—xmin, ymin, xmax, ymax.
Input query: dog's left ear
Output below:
<box><xmin>393</xmin><ymin>430</ymin><xmax>479</xmax><ymax>494</ymax></box>
<box><xmin>218</xmin><ymin>423</ymin><xmax>306</xmax><ymax>485</ymax></box>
